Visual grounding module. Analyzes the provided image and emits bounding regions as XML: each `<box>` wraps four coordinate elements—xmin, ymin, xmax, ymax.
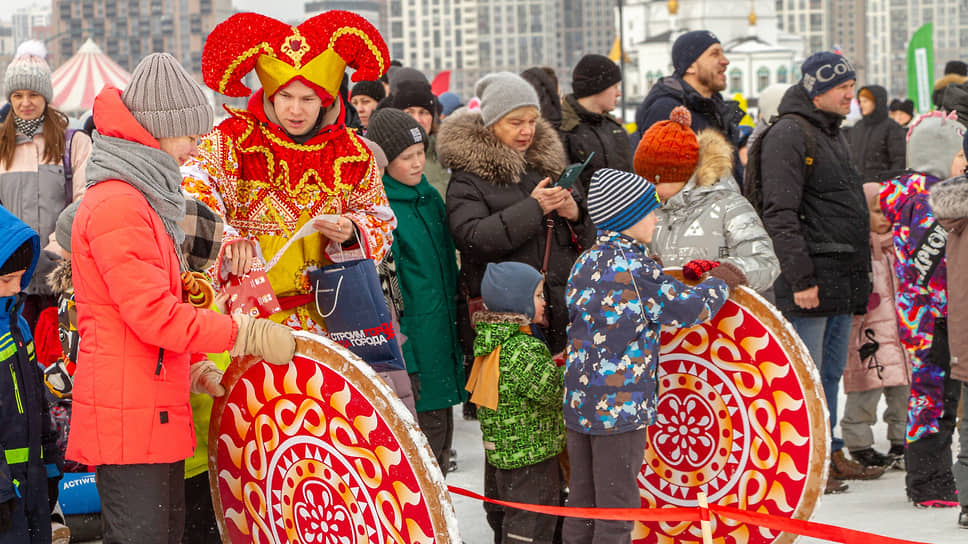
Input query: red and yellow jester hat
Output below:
<box><xmin>201</xmin><ymin>10</ymin><xmax>389</xmax><ymax>108</ymax></box>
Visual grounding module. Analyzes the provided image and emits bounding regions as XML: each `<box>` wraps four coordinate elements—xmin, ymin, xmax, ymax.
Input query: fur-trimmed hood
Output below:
<box><xmin>46</xmin><ymin>256</ymin><xmax>72</xmax><ymax>296</ymax></box>
<box><xmin>930</xmin><ymin>175</ymin><xmax>968</xmax><ymax>220</ymax></box>
<box><xmin>692</xmin><ymin>129</ymin><xmax>735</xmax><ymax>187</ymax></box>
<box><xmin>472</xmin><ymin>310</ymin><xmax>531</xmax><ymax>326</ymax></box>
<box><xmin>934</xmin><ymin>73</ymin><xmax>968</xmax><ymax>91</ymax></box>
<box><xmin>437</xmin><ymin>109</ymin><xmax>567</xmax><ymax>186</ymax></box>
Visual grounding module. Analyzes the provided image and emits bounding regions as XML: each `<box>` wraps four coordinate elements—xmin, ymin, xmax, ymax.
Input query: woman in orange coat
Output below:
<box><xmin>66</xmin><ymin>53</ymin><xmax>295</xmax><ymax>543</ymax></box>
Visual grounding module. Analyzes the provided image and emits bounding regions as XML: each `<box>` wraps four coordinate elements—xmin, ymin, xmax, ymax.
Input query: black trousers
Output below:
<box><xmin>182</xmin><ymin>471</ymin><xmax>220</xmax><ymax>544</ymax></box>
<box><xmin>96</xmin><ymin>461</ymin><xmax>185</xmax><ymax>544</ymax></box>
<box><xmin>417</xmin><ymin>407</ymin><xmax>454</xmax><ymax>476</ymax></box>
<box><xmin>906</xmin><ymin>320</ymin><xmax>959</xmax><ymax>502</ymax></box>
<box><xmin>484</xmin><ymin>457</ymin><xmax>563</xmax><ymax>544</ymax></box>
<box><xmin>562</xmin><ymin>429</ymin><xmax>648</xmax><ymax>544</ymax></box>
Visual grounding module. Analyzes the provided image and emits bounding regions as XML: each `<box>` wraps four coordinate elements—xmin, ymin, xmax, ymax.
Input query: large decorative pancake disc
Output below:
<box><xmin>634</xmin><ymin>273</ymin><xmax>829</xmax><ymax>544</ymax></box>
<box><xmin>209</xmin><ymin>331</ymin><xmax>461</xmax><ymax>543</ymax></box>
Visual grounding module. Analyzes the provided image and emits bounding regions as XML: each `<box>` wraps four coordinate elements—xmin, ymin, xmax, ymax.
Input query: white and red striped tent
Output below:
<box><xmin>51</xmin><ymin>39</ymin><xmax>130</xmax><ymax>117</ymax></box>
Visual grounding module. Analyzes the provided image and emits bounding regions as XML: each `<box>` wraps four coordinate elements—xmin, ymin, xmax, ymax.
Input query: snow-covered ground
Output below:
<box><xmin>78</xmin><ymin>394</ymin><xmax>964</xmax><ymax>544</ymax></box>
<box><xmin>446</xmin><ymin>392</ymin><xmax>966</xmax><ymax>544</ymax></box>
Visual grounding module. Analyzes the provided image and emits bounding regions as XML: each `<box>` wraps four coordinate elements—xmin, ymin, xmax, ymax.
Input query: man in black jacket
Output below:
<box><xmin>849</xmin><ymin>85</ymin><xmax>906</xmax><ymax>183</ymax></box>
<box><xmin>759</xmin><ymin>51</ymin><xmax>885</xmax><ymax>494</ymax></box>
<box><xmin>634</xmin><ymin>30</ymin><xmax>743</xmax><ymax>178</ymax></box>
<box><xmin>559</xmin><ymin>54</ymin><xmax>632</xmax><ymax>196</ymax></box>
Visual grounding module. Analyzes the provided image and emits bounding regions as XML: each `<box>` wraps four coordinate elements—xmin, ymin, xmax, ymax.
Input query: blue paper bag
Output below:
<box><xmin>309</xmin><ymin>259</ymin><xmax>406</xmax><ymax>371</ymax></box>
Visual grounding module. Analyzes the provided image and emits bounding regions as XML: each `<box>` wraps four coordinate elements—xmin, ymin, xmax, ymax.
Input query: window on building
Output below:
<box><xmin>777</xmin><ymin>65</ymin><xmax>788</xmax><ymax>84</ymax></box>
<box><xmin>757</xmin><ymin>67</ymin><xmax>770</xmax><ymax>91</ymax></box>
<box><xmin>810</xmin><ymin>13</ymin><xmax>822</xmax><ymax>32</ymax></box>
<box><xmin>729</xmin><ymin>68</ymin><xmax>743</xmax><ymax>94</ymax></box>
<box><xmin>646</xmin><ymin>70</ymin><xmax>655</xmax><ymax>89</ymax></box>
<box><xmin>809</xmin><ymin>36</ymin><xmax>822</xmax><ymax>52</ymax></box>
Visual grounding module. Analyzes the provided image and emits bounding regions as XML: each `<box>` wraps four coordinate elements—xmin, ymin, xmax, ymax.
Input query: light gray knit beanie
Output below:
<box><xmin>4</xmin><ymin>41</ymin><xmax>53</xmax><ymax>103</ymax></box>
<box><xmin>475</xmin><ymin>72</ymin><xmax>540</xmax><ymax>127</ymax></box>
<box><xmin>906</xmin><ymin>111</ymin><xmax>966</xmax><ymax>179</ymax></box>
<box><xmin>122</xmin><ymin>53</ymin><xmax>214</xmax><ymax>139</ymax></box>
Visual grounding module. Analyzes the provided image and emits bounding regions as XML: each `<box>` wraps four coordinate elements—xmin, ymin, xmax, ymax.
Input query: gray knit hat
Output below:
<box><xmin>55</xmin><ymin>200</ymin><xmax>81</xmax><ymax>252</ymax></box>
<box><xmin>475</xmin><ymin>72</ymin><xmax>540</xmax><ymax>127</ymax></box>
<box><xmin>4</xmin><ymin>46</ymin><xmax>53</xmax><ymax>103</ymax></box>
<box><xmin>481</xmin><ymin>261</ymin><xmax>544</xmax><ymax>319</ymax></box>
<box><xmin>122</xmin><ymin>53</ymin><xmax>214</xmax><ymax>139</ymax></box>
<box><xmin>906</xmin><ymin>111</ymin><xmax>966</xmax><ymax>179</ymax></box>
<box><xmin>366</xmin><ymin>108</ymin><xmax>427</xmax><ymax>164</ymax></box>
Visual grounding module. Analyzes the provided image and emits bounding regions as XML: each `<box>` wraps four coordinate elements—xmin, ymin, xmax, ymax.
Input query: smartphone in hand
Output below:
<box><xmin>554</xmin><ymin>151</ymin><xmax>595</xmax><ymax>190</ymax></box>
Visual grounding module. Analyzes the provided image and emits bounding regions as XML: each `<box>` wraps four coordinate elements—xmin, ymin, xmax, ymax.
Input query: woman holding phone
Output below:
<box><xmin>438</xmin><ymin>72</ymin><xmax>594</xmax><ymax>356</ymax></box>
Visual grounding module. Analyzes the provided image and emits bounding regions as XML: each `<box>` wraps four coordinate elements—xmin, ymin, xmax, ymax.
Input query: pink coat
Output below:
<box><xmin>842</xmin><ymin>232</ymin><xmax>911</xmax><ymax>393</ymax></box>
<box><xmin>66</xmin><ymin>87</ymin><xmax>238</xmax><ymax>466</ymax></box>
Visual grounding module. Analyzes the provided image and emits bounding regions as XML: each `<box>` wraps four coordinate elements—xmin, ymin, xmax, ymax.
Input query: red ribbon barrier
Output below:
<box><xmin>447</xmin><ymin>485</ymin><xmax>935</xmax><ymax>544</ymax></box>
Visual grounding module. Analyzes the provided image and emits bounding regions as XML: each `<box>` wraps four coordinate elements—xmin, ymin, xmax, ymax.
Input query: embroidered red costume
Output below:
<box><xmin>181</xmin><ymin>11</ymin><xmax>395</xmax><ymax>332</ymax></box>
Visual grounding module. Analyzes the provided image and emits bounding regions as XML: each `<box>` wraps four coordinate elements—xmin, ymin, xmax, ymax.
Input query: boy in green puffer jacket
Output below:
<box><xmin>467</xmin><ymin>261</ymin><xmax>564</xmax><ymax>544</ymax></box>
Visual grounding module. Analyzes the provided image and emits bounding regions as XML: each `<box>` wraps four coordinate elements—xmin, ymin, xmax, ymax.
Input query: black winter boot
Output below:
<box><xmin>850</xmin><ymin>447</ymin><xmax>894</xmax><ymax>467</ymax></box>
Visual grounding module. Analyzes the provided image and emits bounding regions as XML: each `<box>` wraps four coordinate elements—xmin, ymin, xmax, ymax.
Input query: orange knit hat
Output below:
<box><xmin>634</xmin><ymin>105</ymin><xmax>699</xmax><ymax>184</ymax></box>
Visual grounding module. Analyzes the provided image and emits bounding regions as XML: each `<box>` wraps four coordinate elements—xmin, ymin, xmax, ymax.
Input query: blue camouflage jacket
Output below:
<box><xmin>564</xmin><ymin>231</ymin><xmax>729</xmax><ymax>435</ymax></box>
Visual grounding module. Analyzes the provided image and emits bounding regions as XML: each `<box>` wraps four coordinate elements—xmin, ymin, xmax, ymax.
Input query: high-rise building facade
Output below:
<box><xmin>827</xmin><ymin>0</ymin><xmax>866</xmax><ymax>82</ymax></box>
<box><xmin>779</xmin><ymin>0</ymin><xmax>968</xmax><ymax>98</ymax></box>
<box><xmin>775</xmin><ymin>0</ymin><xmax>827</xmax><ymax>54</ymax></box>
<box><xmin>50</xmin><ymin>0</ymin><xmax>231</xmax><ymax>79</ymax></box>
<box><xmin>12</xmin><ymin>4</ymin><xmax>53</xmax><ymax>50</ymax></box>
<box><xmin>379</xmin><ymin>0</ymin><xmax>615</xmax><ymax>99</ymax></box>
<box><xmin>305</xmin><ymin>0</ymin><xmax>381</xmax><ymax>29</ymax></box>
<box><xmin>871</xmin><ymin>0</ymin><xmax>968</xmax><ymax>99</ymax></box>
<box><xmin>383</xmin><ymin>0</ymin><xmax>479</xmax><ymax>97</ymax></box>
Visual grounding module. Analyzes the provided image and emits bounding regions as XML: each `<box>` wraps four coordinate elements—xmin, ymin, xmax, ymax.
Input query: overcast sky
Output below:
<box><xmin>4</xmin><ymin>0</ymin><xmax>306</xmax><ymax>24</ymax></box>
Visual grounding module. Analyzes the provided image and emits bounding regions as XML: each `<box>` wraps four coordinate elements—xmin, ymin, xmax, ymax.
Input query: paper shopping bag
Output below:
<box><xmin>308</xmin><ymin>259</ymin><xmax>406</xmax><ymax>372</ymax></box>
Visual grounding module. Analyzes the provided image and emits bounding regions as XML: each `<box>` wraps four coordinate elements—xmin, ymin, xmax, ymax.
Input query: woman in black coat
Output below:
<box><xmin>438</xmin><ymin>72</ymin><xmax>594</xmax><ymax>354</ymax></box>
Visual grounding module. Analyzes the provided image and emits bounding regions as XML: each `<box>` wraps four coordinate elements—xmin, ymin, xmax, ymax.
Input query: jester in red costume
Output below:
<box><xmin>181</xmin><ymin>11</ymin><xmax>396</xmax><ymax>333</ymax></box>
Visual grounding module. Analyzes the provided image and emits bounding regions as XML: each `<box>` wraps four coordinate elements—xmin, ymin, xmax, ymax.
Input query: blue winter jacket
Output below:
<box><xmin>0</xmin><ymin>204</ymin><xmax>59</xmax><ymax>543</ymax></box>
<box><xmin>564</xmin><ymin>231</ymin><xmax>729</xmax><ymax>435</ymax></box>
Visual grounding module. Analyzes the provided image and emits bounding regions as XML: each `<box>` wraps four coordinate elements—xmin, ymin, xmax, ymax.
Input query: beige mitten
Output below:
<box><xmin>230</xmin><ymin>314</ymin><xmax>296</xmax><ymax>365</ymax></box>
<box><xmin>189</xmin><ymin>360</ymin><xmax>225</xmax><ymax>397</ymax></box>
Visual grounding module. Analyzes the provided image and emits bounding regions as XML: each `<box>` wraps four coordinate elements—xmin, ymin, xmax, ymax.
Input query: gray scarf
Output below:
<box><xmin>86</xmin><ymin>132</ymin><xmax>188</xmax><ymax>271</ymax></box>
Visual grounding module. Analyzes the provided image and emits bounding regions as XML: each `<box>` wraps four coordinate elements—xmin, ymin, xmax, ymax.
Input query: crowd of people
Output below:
<box><xmin>0</xmin><ymin>11</ymin><xmax>967</xmax><ymax>544</ymax></box>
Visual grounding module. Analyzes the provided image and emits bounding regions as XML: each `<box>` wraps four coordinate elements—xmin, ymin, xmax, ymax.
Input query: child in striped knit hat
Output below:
<box><xmin>562</xmin><ymin>168</ymin><xmax>732</xmax><ymax>543</ymax></box>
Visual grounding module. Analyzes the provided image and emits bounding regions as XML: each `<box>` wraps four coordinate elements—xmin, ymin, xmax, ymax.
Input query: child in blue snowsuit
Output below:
<box><xmin>0</xmin><ymin>204</ymin><xmax>62</xmax><ymax>543</ymax></box>
<box><xmin>563</xmin><ymin>169</ymin><xmax>734</xmax><ymax>544</ymax></box>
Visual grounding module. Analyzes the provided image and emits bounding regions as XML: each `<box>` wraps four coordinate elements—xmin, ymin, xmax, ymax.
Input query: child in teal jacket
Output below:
<box><xmin>365</xmin><ymin>108</ymin><xmax>465</xmax><ymax>475</ymax></box>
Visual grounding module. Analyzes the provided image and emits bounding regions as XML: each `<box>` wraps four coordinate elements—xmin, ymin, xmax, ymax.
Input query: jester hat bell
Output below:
<box><xmin>202</xmin><ymin>10</ymin><xmax>390</xmax><ymax>108</ymax></box>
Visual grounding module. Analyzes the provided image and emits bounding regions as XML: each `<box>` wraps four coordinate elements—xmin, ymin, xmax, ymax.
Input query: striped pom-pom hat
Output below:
<box><xmin>587</xmin><ymin>168</ymin><xmax>661</xmax><ymax>233</ymax></box>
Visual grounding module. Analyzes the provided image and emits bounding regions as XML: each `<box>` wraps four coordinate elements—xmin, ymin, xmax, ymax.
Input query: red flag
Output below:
<box><xmin>431</xmin><ymin>70</ymin><xmax>451</xmax><ymax>95</ymax></box>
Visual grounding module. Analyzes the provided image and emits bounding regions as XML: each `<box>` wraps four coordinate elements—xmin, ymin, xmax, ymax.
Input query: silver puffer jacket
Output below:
<box><xmin>648</xmin><ymin>130</ymin><xmax>780</xmax><ymax>293</ymax></box>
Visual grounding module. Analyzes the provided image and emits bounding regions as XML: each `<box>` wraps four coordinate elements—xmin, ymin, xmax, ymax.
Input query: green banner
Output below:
<box><xmin>906</xmin><ymin>23</ymin><xmax>934</xmax><ymax>114</ymax></box>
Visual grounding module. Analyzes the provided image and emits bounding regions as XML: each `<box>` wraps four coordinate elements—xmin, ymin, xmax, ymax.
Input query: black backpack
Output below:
<box><xmin>743</xmin><ymin>113</ymin><xmax>817</xmax><ymax>215</ymax></box>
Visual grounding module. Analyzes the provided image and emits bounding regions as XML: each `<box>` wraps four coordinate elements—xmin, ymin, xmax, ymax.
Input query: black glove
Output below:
<box><xmin>47</xmin><ymin>477</ymin><xmax>60</xmax><ymax>512</ymax></box>
<box><xmin>0</xmin><ymin>497</ymin><xmax>15</xmax><ymax>533</ymax></box>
